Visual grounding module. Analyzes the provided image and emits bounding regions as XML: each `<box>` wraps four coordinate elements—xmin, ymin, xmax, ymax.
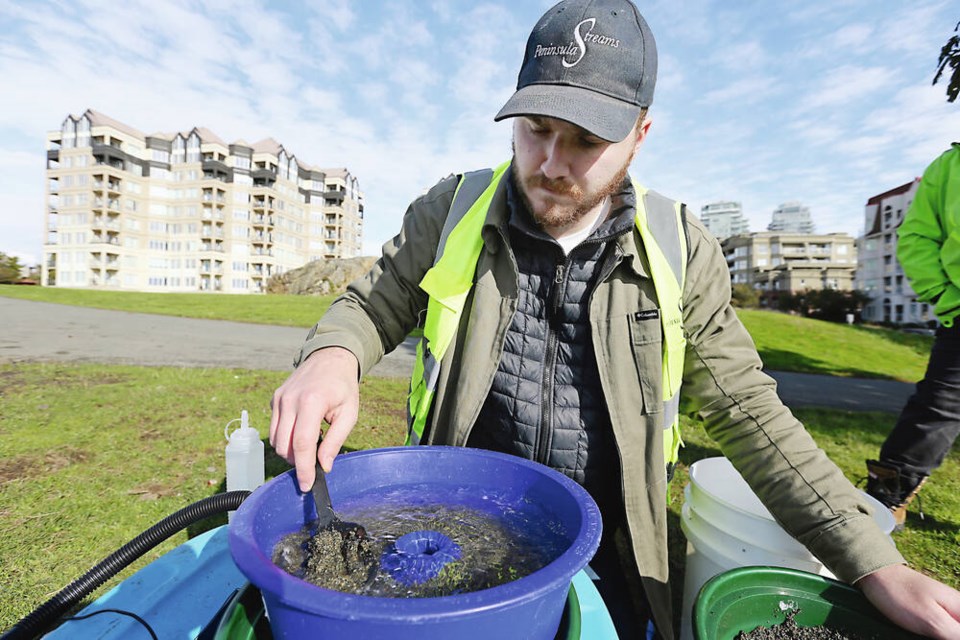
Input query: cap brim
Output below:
<box><xmin>494</xmin><ymin>84</ymin><xmax>643</xmax><ymax>143</ymax></box>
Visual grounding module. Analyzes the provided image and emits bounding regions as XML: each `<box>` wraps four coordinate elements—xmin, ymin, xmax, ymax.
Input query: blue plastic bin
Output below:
<box><xmin>229</xmin><ymin>446</ymin><xmax>603</xmax><ymax>640</ymax></box>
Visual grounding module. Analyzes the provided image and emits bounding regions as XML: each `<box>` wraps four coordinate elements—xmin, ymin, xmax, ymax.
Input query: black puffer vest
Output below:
<box><xmin>467</xmin><ymin>174</ymin><xmax>637</xmax><ymax>510</ymax></box>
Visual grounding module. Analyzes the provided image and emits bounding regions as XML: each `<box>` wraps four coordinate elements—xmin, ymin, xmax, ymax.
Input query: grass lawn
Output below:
<box><xmin>737</xmin><ymin>309</ymin><xmax>932</xmax><ymax>382</ymax></box>
<box><xmin>0</xmin><ymin>362</ymin><xmax>407</xmax><ymax>629</ymax></box>
<box><xmin>2</xmin><ymin>362</ymin><xmax>957</xmax><ymax>632</ymax></box>
<box><xmin>0</xmin><ymin>286</ymin><xmax>934</xmax><ymax>382</ymax></box>
<box><xmin>0</xmin><ymin>284</ymin><xmax>336</xmax><ymax>328</ymax></box>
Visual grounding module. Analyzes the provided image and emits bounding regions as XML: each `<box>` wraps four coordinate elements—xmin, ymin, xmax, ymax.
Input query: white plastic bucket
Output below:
<box><xmin>678</xmin><ymin>457</ymin><xmax>896</xmax><ymax>640</ymax></box>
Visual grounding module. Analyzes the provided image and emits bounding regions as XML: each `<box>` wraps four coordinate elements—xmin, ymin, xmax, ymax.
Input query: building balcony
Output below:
<box><xmin>93</xmin><ymin>219</ymin><xmax>121</xmax><ymax>232</ymax></box>
<box><xmin>201</xmin><ymin>158</ymin><xmax>230</xmax><ymax>176</ymax></box>
<box><xmin>202</xmin><ymin>192</ymin><xmax>227</xmax><ymax>205</ymax></box>
<box><xmin>251</xmin><ymin>168</ymin><xmax>276</xmax><ymax>181</ymax></box>
<box><xmin>91</xmin><ymin>236</ymin><xmax>121</xmax><ymax>246</ymax></box>
<box><xmin>93</xmin><ymin>198</ymin><xmax>121</xmax><ymax>212</ymax></box>
<box><xmin>92</xmin><ymin>179</ymin><xmax>122</xmax><ymax>194</ymax></box>
<box><xmin>250</xmin><ymin>265</ymin><xmax>272</xmax><ymax>277</ymax></box>
<box><xmin>92</xmin><ymin>142</ymin><xmax>126</xmax><ymax>164</ymax></box>
<box><xmin>199</xmin><ymin>243</ymin><xmax>225</xmax><ymax>253</ymax></box>
<box><xmin>200</xmin><ymin>227</ymin><xmax>225</xmax><ymax>239</ymax></box>
<box><xmin>198</xmin><ymin>276</ymin><xmax>224</xmax><ymax>292</ymax></box>
<box><xmin>324</xmin><ymin>190</ymin><xmax>345</xmax><ymax>205</ymax></box>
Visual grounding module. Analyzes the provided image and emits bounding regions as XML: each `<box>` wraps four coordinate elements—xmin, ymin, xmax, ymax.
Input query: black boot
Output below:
<box><xmin>865</xmin><ymin>459</ymin><xmax>926</xmax><ymax>531</ymax></box>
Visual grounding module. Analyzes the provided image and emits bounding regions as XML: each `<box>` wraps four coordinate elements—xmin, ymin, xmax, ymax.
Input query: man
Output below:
<box><xmin>867</xmin><ymin>143</ymin><xmax>960</xmax><ymax>530</ymax></box>
<box><xmin>270</xmin><ymin>1</ymin><xmax>960</xmax><ymax>637</ymax></box>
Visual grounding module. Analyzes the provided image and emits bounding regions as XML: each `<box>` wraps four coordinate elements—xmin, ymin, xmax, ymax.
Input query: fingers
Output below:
<box><xmin>268</xmin><ymin>389</ymin><xmax>282</xmax><ymax>450</ymax></box>
<box><xmin>318</xmin><ymin>400</ymin><xmax>360</xmax><ymax>473</ymax></box>
<box><xmin>268</xmin><ymin>348</ymin><xmax>362</xmax><ymax>491</ymax></box>
<box><xmin>291</xmin><ymin>409</ymin><xmax>322</xmax><ymax>492</ymax></box>
<box><xmin>270</xmin><ymin>376</ymin><xmax>325</xmax><ymax>491</ymax></box>
<box><xmin>860</xmin><ymin>565</ymin><xmax>960</xmax><ymax>640</ymax></box>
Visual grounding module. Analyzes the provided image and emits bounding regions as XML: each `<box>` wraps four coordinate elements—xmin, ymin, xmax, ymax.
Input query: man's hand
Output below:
<box><xmin>857</xmin><ymin>563</ymin><xmax>960</xmax><ymax>639</ymax></box>
<box><xmin>269</xmin><ymin>347</ymin><xmax>360</xmax><ymax>492</ymax></box>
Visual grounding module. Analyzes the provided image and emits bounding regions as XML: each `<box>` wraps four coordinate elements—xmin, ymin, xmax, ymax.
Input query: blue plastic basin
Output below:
<box><xmin>229</xmin><ymin>446</ymin><xmax>602</xmax><ymax>640</ymax></box>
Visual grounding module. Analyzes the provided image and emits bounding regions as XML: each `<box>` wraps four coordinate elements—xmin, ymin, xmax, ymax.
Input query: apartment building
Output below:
<box><xmin>722</xmin><ymin>231</ymin><xmax>857</xmax><ymax>301</ymax></box>
<box><xmin>855</xmin><ymin>179</ymin><xmax>934</xmax><ymax>325</ymax></box>
<box><xmin>767</xmin><ymin>201</ymin><xmax>815</xmax><ymax>234</ymax></box>
<box><xmin>700</xmin><ymin>201</ymin><xmax>749</xmax><ymax>241</ymax></box>
<box><xmin>43</xmin><ymin>109</ymin><xmax>364</xmax><ymax>293</ymax></box>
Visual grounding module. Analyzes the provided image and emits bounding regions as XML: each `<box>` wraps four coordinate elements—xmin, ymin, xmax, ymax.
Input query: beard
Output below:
<box><xmin>512</xmin><ymin>142</ymin><xmax>634</xmax><ymax>231</ymax></box>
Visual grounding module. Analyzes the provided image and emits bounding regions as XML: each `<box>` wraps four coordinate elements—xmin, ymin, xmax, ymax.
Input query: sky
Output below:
<box><xmin>1</xmin><ymin>0</ymin><xmax>958</xmax><ymax>266</ymax></box>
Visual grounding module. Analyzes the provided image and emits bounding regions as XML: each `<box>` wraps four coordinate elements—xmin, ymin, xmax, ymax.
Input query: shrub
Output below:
<box><xmin>731</xmin><ymin>283</ymin><xmax>761</xmax><ymax>308</ymax></box>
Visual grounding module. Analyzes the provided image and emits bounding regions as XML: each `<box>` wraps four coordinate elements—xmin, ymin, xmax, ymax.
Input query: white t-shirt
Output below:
<box><xmin>554</xmin><ymin>197</ymin><xmax>611</xmax><ymax>255</ymax></box>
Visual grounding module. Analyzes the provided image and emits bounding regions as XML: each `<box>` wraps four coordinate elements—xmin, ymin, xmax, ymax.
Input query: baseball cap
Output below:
<box><xmin>495</xmin><ymin>0</ymin><xmax>657</xmax><ymax>142</ymax></box>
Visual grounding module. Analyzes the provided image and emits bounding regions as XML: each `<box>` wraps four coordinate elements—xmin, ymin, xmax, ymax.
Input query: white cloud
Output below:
<box><xmin>798</xmin><ymin>65</ymin><xmax>897</xmax><ymax>112</ymax></box>
<box><xmin>701</xmin><ymin>75</ymin><xmax>779</xmax><ymax>105</ymax></box>
<box><xmin>1</xmin><ymin>0</ymin><xmax>957</xmax><ymax>265</ymax></box>
<box><xmin>829</xmin><ymin>24</ymin><xmax>873</xmax><ymax>51</ymax></box>
<box><xmin>710</xmin><ymin>41</ymin><xmax>768</xmax><ymax>72</ymax></box>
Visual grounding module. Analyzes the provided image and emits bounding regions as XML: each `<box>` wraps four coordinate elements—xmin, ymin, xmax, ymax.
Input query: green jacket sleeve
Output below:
<box><xmin>897</xmin><ymin>145</ymin><xmax>960</xmax><ymax>326</ymax></box>
<box><xmin>295</xmin><ymin>177</ymin><xmax>458</xmax><ymax>376</ymax></box>
<box><xmin>679</xmin><ymin>218</ymin><xmax>905</xmax><ymax>584</ymax></box>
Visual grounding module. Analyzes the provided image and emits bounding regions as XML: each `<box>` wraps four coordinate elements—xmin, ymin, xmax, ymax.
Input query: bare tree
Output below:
<box><xmin>934</xmin><ymin>21</ymin><xmax>960</xmax><ymax>102</ymax></box>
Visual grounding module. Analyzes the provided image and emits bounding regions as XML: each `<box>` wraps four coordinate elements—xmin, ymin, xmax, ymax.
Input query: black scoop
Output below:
<box><xmin>311</xmin><ymin>461</ymin><xmax>368</xmax><ymax>541</ymax></box>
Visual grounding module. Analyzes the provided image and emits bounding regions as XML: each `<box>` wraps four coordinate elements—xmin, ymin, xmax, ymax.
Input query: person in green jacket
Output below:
<box><xmin>269</xmin><ymin>1</ymin><xmax>960</xmax><ymax>637</ymax></box>
<box><xmin>867</xmin><ymin>143</ymin><xmax>960</xmax><ymax>530</ymax></box>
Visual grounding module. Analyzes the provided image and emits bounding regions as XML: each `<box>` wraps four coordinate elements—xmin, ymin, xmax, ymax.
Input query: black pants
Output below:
<box><xmin>587</xmin><ymin>505</ymin><xmax>654</xmax><ymax>639</ymax></box>
<box><xmin>880</xmin><ymin>323</ymin><xmax>960</xmax><ymax>484</ymax></box>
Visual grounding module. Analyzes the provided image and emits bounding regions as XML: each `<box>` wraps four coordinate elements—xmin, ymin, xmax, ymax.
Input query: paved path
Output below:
<box><xmin>1</xmin><ymin>297</ymin><xmax>915</xmax><ymax>412</ymax></box>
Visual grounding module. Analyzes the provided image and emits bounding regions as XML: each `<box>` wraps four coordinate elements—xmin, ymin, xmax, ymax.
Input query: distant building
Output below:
<box><xmin>856</xmin><ymin>179</ymin><xmax>934</xmax><ymax>325</ymax></box>
<box><xmin>722</xmin><ymin>231</ymin><xmax>857</xmax><ymax>303</ymax></box>
<box><xmin>700</xmin><ymin>201</ymin><xmax>749</xmax><ymax>241</ymax></box>
<box><xmin>767</xmin><ymin>201</ymin><xmax>815</xmax><ymax>234</ymax></box>
<box><xmin>42</xmin><ymin>109</ymin><xmax>365</xmax><ymax>293</ymax></box>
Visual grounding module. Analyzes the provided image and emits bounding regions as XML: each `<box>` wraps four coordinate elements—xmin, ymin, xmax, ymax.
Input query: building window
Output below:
<box><xmin>172</xmin><ymin>136</ymin><xmax>185</xmax><ymax>163</ymax></box>
<box><xmin>61</xmin><ymin>118</ymin><xmax>76</xmax><ymax>148</ymax></box>
<box><xmin>186</xmin><ymin>134</ymin><xmax>200</xmax><ymax>163</ymax></box>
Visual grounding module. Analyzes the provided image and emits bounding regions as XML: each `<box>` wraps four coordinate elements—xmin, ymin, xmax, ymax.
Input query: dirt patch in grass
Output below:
<box><xmin>0</xmin><ymin>368</ymin><xmax>131</xmax><ymax>398</ymax></box>
<box><xmin>126</xmin><ymin>482</ymin><xmax>180</xmax><ymax>501</ymax></box>
<box><xmin>51</xmin><ymin>371</ymin><xmax>130</xmax><ymax>389</ymax></box>
<box><xmin>0</xmin><ymin>447</ymin><xmax>94</xmax><ymax>485</ymax></box>
<box><xmin>139</xmin><ymin>428</ymin><xmax>166</xmax><ymax>442</ymax></box>
<box><xmin>0</xmin><ymin>369</ymin><xmax>28</xmax><ymax>397</ymax></box>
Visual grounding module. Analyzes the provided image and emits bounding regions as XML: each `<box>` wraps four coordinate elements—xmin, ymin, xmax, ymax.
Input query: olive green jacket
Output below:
<box><xmin>297</xmin><ymin>169</ymin><xmax>904</xmax><ymax>638</ymax></box>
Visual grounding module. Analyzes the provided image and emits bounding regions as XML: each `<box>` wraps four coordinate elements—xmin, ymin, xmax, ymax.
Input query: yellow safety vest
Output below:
<box><xmin>407</xmin><ymin>161</ymin><xmax>688</xmax><ymax>475</ymax></box>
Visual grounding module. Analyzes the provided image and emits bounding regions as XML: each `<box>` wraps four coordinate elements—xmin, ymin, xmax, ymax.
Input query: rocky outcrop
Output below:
<box><xmin>267</xmin><ymin>256</ymin><xmax>377</xmax><ymax>296</ymax></box>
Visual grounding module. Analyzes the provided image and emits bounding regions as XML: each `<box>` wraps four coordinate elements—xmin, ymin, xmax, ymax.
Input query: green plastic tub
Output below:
<box><xmin>693</xmin><ymin>565</ymin><xmax>924</xmax><ymax>640</ymax></box>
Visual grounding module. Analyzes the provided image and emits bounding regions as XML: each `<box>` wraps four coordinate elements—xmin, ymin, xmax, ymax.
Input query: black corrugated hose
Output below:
<box><xmin>1</xmin><ymin>490</ymin><xmax>251</xmax><ymax>640</ymax></box>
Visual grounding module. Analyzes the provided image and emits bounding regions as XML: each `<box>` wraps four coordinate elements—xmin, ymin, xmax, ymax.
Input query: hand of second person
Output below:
<box><xmin>269</xmin><ymin>346</ymin><xmax>360</xmax><ymax>492</ymax></box>
<box><xmin>857</xmin><ymin>563</ymin><xmax>960</xmax><ymax>639</ymax></box>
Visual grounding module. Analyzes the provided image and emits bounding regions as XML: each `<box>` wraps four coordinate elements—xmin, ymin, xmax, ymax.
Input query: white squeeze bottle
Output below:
<box><xmin>224</xmin><ymin>410</ymin><xmax>265</xmax><ymax>519</ymax></box>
